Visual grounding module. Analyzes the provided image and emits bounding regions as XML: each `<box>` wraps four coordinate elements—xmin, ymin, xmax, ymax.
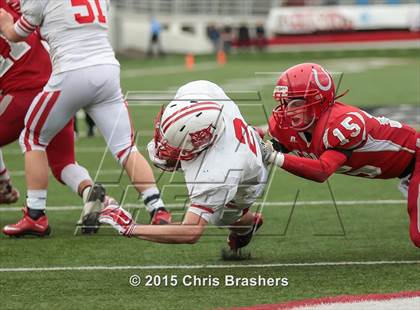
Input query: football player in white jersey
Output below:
<box><xmin>0</xmin><ymin>0</ymin><xmax>170</xmax><ymax>234</ymax></box>
<box><xmin>98</xmin><ymin>81</ymin><xmax>268</xmax><ymax>255</ymax></box>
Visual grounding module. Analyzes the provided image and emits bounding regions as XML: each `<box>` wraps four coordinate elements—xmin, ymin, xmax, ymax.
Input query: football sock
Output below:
<box><xmin>26</xmin><ymin>190</ymin><xmax>47</xmax><ymax>220</ymax></box>
<box><xmin>149</xmin><ymin>207</ymin><xmax>167</xmax><ymax>218</ymax></box>
<box><xmin>61</xmin><ymin>164</ymin><xmax>92</xmax><ymax>194</ymax></box>
<box><xmin>141</xmin><ymin>187</ymin><xmax>165</xmax><ymax>214</ymax></box>
<box><xmin>0</xmin><ymin>168</ymin><xmax>9</xmax><ymax>182</ymax></box>
<box><xmin>0</xmin><ymin>150</ymin><xmax>9</xmax><ymax>181</ymax></box>
<box><xmin>81</xmin><ymin>186</ymin><xmax>93</xmax><ymax>204</ymax></box>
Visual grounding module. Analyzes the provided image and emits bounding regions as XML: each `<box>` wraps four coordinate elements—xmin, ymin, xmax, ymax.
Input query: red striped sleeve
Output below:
<box><xmin>21</xmin><ymin>16</ymin><xmax>36</xmax><ymax>29</ymax></box>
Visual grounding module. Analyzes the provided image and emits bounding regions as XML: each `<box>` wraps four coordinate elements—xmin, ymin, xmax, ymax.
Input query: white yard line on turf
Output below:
<box><xmin>1</xmin><ymin>260</ymin><xmax>419</xmax><ymax>273</ymax></box>
<box><xmin>0</xmin><ymin>200</ymin><xmax>406</xmax><ymax>212</ymax></box>
<box><xmin>3</xmin><ymin>148</ymin><xmax>107</xmax><ymax>155</ymax></box>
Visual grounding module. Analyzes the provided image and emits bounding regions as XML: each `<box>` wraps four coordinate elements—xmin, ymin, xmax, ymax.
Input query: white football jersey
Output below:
<box><xmin>16</xmin><ymin>0</ymin><xmax>118</xmax><ymax>74</ymax></box>
<box><xmin>177</xmin><ymin>81</ymin><xmax>268</xmax><ymax>225</ymax></box>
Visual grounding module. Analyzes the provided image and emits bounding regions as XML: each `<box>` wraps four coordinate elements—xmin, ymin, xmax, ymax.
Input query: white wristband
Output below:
<box><xmin>269</xmin><ymin>152</ymin><xmax>285</xmax><ymax>167</ymax></box>
<box><xmin>124</xmin><ymin>224</ymin><xmax>136</xmax><ymax>237</ymax></box>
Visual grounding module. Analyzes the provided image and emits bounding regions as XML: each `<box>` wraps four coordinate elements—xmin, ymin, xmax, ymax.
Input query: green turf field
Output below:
<box><xmin>1</xmin><ymin>50</ymin><xmax>419</xmax><ymax>309</ymax></box>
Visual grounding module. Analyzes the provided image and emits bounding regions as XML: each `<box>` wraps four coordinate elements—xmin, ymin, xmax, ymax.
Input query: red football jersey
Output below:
<box><xmin>0</xmin><ymin>0</ymin><xmax>51</xmax><ymax>94</ymax></box>
<box><xmin>269</xmin><ymin>102</ymin><xmax>418</xmax><ymax>179</ymax></box>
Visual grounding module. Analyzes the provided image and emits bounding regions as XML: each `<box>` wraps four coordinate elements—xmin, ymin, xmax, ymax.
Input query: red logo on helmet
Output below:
<box><xmin>189</xmin><ymin>125</ymin><xmax>214</xmax><ymax>148</ymax></box>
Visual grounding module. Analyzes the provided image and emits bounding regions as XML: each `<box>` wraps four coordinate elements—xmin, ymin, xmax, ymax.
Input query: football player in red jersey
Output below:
<box><xmin>263</xmin><ymin>63</ymin><xmax>420</xmax><ymax>248</ymax></box>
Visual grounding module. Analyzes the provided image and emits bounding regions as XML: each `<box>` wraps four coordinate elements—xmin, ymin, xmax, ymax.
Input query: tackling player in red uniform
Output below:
<box><xmin>264</xmin><ymin>63</ymin><xmax>420</xmax><ymax>248</ymax></box>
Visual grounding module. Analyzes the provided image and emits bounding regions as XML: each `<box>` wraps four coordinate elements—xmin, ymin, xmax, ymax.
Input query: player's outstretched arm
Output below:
<box><xmin>100</xmin><ymin>206</ymin><xmax>208</xmax><ymax>244</ymax></box>
<box><xmin>0</xmin><ymin>9</ymin><xmax>24</xmax><ymax>42</ymax></box>
<box><xmin>131</xmin><ymin>212</ymin><xmax>208</xmax><ymax>244</ymax></box>
<box><xmin>267</xmin><ymin>147</ymin><xmax>347</xmax><ymax>183</ymax></box>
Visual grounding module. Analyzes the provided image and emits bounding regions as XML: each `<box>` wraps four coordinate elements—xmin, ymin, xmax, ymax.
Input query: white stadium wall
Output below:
<box><xmin>108</xmin><ymin>5</ymin><xmax>263</xmax><ymax>54</ymax></box>
<box><xmin>108</xmin><ymin>11</ymin><xmax>211</xmax><ymax>54</ymax></box>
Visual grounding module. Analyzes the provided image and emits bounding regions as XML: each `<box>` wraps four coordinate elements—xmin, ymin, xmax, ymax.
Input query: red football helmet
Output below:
<box><xmin>272</xmin><ymin>63</ymin><xmax>335</xmax><ymax>131</ymax></box>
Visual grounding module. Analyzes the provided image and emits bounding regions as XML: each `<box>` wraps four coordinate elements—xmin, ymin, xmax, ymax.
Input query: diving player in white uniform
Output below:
<box><xmin>99</xmin><ymin>81</ymin><xmax>268</xmax><ymax>255</ymax></box>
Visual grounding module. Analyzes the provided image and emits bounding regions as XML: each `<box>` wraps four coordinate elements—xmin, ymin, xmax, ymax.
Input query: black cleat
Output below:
<box><xmin>79</xmin><ymin>184</ymin><xmax>106</xmax><ymax>234</ymax></box>
<box><xmin>227</xmin><ymin>213</ymin><xmax>263</xmax><ymax>251</ymax></box>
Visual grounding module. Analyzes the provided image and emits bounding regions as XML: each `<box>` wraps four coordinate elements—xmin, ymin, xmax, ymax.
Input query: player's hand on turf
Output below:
<box><xmin>99</xmin><ymin>204</ymin><xmax>135</xmax><ymax>237</ymax></box>
<box><xmin>147</xmin><ymin>140</ymin><xmax>179</xmax><ymax>172</ymax></box>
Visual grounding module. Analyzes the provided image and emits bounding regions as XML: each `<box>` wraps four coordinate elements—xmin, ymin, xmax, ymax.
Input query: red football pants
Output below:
<box><xmin>0</xmin><ymin>89</ymin><xmax>75</xmax><ymax>183</ymax></box>
<box><xmin>407</xmin><ymin>133</ymin><xmax>420</xmax><ymax>247</ymax></box>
